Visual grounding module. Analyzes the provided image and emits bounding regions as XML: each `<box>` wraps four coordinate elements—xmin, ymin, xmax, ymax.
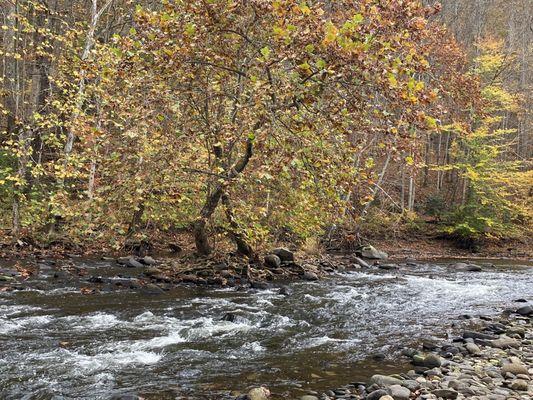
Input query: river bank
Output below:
<box><xmin>239</xmin><ymin>308</ymin><xmax>532</xmax><ymax>400</ymax></box>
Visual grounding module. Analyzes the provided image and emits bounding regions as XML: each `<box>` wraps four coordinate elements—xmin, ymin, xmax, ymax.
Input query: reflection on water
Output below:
<box><xmin>0</xmin><ymin>260</ymin><xmax>532</xmax><ymax>399</ymax></box>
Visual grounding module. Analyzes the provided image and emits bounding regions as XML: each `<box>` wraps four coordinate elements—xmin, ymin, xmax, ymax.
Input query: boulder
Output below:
<box><xmin>515</xmin><ymin>305</ymin><xmax>533</xmax><ymax>316</ymax></box>
<box><xmin>248</xmin><ymin>387</ymin><xmax>270</xmax><ymax>400</ymax></box>
<box><xmin>389</xmin><ymin>384</ymin><xmax>410</xmax><ymax>400</ymax></box>
<box><xmin>358</xmin><ymin>245</ymin><xmax>388</xmax><ymax>260</ymax></box>
<box><xmin>272</xmin><ymin>248</ymin><xmax>294</xmax><ymax>262</ymax></box>
<box><xmin>432</xmin><ymin>389</ymin><xmax>458</xmax><ymax>399</ymax></box>
<box><xmin>264</xmin><ymin>254</ymin><xmax>281</xmax><ymax>269</ymax></box>
<box><xmin>369</xmin><ymin>374</ymin><xmax>403</xmax><ymax>387</ymax></box>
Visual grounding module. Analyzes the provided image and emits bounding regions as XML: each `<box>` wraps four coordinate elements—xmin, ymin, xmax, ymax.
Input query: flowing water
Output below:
<box><xmin>0</xmin><ymin>258</ymin><xmax>532</xmax><ymax>399</ymax></box>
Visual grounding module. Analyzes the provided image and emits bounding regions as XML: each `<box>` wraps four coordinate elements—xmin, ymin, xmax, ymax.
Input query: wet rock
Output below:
<box><xmin>140</xmin><ymin>284</ymin><xmax>164</xmax><ymax>295</ymax></box>
<box><xmin>278</xmin><ymin>286</ymin><xmax>292</xmax><ymax>296</ymax></box>
<box><xmin>515</xmin><ymin>305</ymin><xmax>533</xmax><ymax>316</ymax></box>
<box><xmin>369</xmin><ymin>374</ymin><xmax>402</xmax><ymax>386</ymax></box>
<box><xmin>247</xmin><ymin>386</ymin><xmax>270</xmax><ymax>400</ymax></box>
<box><xmin>303</xmin><ymin>271</ymin><xmax>319</xmax><ymax>281</ymax></box>
<box><xmin>353</xmin><ymin>257</ymin><xmax>370</xmax><ymax>268</ymax></box>
<box><xmin>378</xmin><ymin>264</ymin><xmax>399</xmax><ymax>270</ymax></box>
<box><xmin>413</xmin><ymin>354</ymin><xmax>442</xmax><ymax>368</ymax></box>
<box><xmin>357</xmin><ymin>245</ymin><xmax>388</xmax><ymax>260</ymax></box>
<box><xmin>509</xmin><ymin>379</ymin><xmax>528</xmax><ymax>391</ymax></box>
<box><xmin>251</xmin><ymin>281</ymin><xmax>269</xmax><ymax>290</ymax></box>
<box><xmin>264</xmin><ymin>254</ymin><xmax>281</xmax><ymax>269</ymax></box>
<box><xmin>272</xmin><ymin>248</ymin><xmax>294</xmax><ymax>262</ymax></box>
<box><xmin>451</xmin><ymin>262</ymin><xmax>482</xmax><ymax>272</ymax></box>
<box><xmin>366</xmin><ymin>389</ymin><xmax>388</xmax><ymax>400</ymax></box>
<box><xmin>389</xmin><ymin>384</ymin><xmax>410</xmax><ymax>400</ymax></box>
<box><xmin>432</xmin><ymin>388</ymin><xmax>458</xmax><ymax>399</ymax></box>
<box><xmin>117</xmin><ymin>257</ymin><xmax>144</xmax><ymax>268</ymax></box>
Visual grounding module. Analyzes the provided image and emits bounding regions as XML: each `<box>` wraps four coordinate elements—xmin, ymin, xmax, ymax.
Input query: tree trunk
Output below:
<box><xmin>221</xmin><ymin>192</ymin><xmax>254</xmax><ymax>258</ymax></box>
<box><xmin>193</xmin><ymin>137</ymin><xmax>253</xmax><ymax>256</ymax></box>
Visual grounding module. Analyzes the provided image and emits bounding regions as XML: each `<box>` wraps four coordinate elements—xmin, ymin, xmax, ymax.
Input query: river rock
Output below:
<box><xmin>272</xmin><ymin>248</ymin><xmax>294</xmax><ymax>262</ymax></box>
<box><xmin>463</xmin><ymin>330</ymin><xmax>497</xmax><ymax>340</ymax></box>
<box><xmin>144</xmin><ymin>267</ymin><xmax>162</xmax><ymax>277</ymax></box>
<box><xmin>451</xmin><ymin>262</ymin><xmax>483</xmax><ymax>272</ymax></box>
<box><xmin>378</xmin><ymin>264</ymin><xmax>399</xmax><ymax>270</ymax></box>
<box><xmin>465</xmin><ymin>343</ymin><xmax>481</xmax><ymax>355</ymax></box>
<box><xmin>354</xmin><ymin>257</ymin><xmax>370</xmax><ymax>268</ymax></box>
<box><xmin>510</xmin><ymin>379</ymin><xmax>528</xmax><ymax>391</ymax></box>
<box><xmin>515</xmin><ymin>305</ymin><xmax>533</xmax><ymax>316</ymax></box>
<box><xmin>501</xmin><ymin>357</ymin><xmax>529</xmax><ymax>375</ymax></box>
<box><xmin>379</xmin><ymin>396</ymin><xmax>394</xmax><ymax>400</ymax></box>
<box><xmin>366</xmin><ymin>389</ymin><xmax>388</xmax><ymax>400</ymax></box>
<box><xmin>358</xmin><ymin>245</ymin><xmax>388</xmax><ymax>260</ymax></box>
<box><xmin>117</xmin><ymin>257</ymin><xmax>144</xmax><ymax>268</ymax></box>
<box><xmin>432</xmin><ymin>388</ymin><xmax>458</xmax><ymax>399</ymax></box>
<box><xmin>303</xmin><ymin>271</ymin><xmax>319</xmax><ymax>281</ymax></box>
<box><xmin>300</xmin><ymin>396</ymin><xmax>319</xmax><ymax>400</ymax></box>
<box><xmin>489</xmin><ymin>336</ymin><xmax>520</xmax><ymax>349</ymax></box>
<box><xmin>389</xmin><ymin>384</ymin><xmax>410</xmax><ymax>400</ymax></box>
<box><xmin>413</xmin><ymin>353</ymin><xmax>442</xmax><ymax>368</ymax></box>
<box><xmin>247</xmin><ymin>387</ymin><xmax>270</xmax><ymax>400</ymax></box>
<box><xmin>369</xmin><ymin>374</ymin><xmax>403</xmax><ymax>386</ymax></box>
<box><xmin>139</xmin><ymin>256</ymin><xmax>157</xmax><ymax>265</ymax></box>
<box><xmin>278</xmin><ymin>286</ymin><xmax>292</xmax><ymax>296</ymax></box>
<box><xmin>264</xmin><ymin>254</ymin><xmax>281</xmax><ymax>269</ymax></box>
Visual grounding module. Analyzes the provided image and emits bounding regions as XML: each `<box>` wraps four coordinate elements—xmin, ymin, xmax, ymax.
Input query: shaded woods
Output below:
<box><xmin>0</xmin><ymin>0</ymin><xmax>531</xmax><ymax>255</ymax></box>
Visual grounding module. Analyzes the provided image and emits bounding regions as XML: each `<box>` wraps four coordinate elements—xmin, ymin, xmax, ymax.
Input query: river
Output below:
<box><xmin>0</xmin><ymin>258</ymin><xmax>531</xmax><ymax>399</ymax></box>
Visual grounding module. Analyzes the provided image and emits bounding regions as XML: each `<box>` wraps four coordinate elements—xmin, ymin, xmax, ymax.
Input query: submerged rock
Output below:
<box><xmin>451</xmin><ymin>262</ymin><xmax>483</xmax><ymax>272</ymax></box>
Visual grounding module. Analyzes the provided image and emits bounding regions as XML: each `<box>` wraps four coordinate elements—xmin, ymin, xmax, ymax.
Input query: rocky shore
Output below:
<box><xmin>239</xmin><ymin>307</ymin><xmax>533</xmax><ymax>400</ymax></box>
